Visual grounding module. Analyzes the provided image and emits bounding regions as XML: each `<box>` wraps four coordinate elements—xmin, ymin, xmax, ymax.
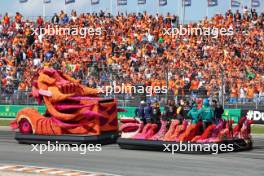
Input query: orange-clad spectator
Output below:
<box><xmin>36</xmin><ymin>16</ymin><xmax>44</xmax><ymax>26</ymax></box>
<box><xmin>15</xmin><ymin>12</ymin><xmax>22</xmax><ymax>23</ymax></box>
<box><xmin>230</xmin><ymin>85</ymin><xmax>238</xmax><ymax>103</ymax></box>
<box><xmin>3</xmin><ymin>13</ymin><xmax>10</xmax><ymax>25</ymax></box>
<box><xmin>246</xmin><ymin>85</ymin><xmax>255</xmax><ymax>102</ymax></box>
<box><xmin>1</xmin><ymin>78</ymin><xmax>7</xmax><ymax>87</ymax></box>
<box><xmin>190</xmin><ymin>78</ymin><xmax>199</xmax><ymax>91</ymax></box>
<box><xmin>18</xmin><ymin>82</ymin><xmax>27</xmax><ymax>91</ymax></box>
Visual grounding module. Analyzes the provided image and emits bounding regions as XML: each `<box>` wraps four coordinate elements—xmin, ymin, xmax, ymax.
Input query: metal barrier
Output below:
<box><xmin>0</xmin><ymin>90</ymin><xmax>263</xmax><ymax>110</ymax></box>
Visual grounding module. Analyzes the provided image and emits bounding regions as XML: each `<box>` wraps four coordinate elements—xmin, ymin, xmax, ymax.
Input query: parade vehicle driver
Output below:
<box><xmin>135</xmin><ymin>101</ymin><xmax>146</xmax><ymax>124</ymax></box>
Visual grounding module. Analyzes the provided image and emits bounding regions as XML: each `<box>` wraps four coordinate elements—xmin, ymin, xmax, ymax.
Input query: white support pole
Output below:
<box><xmin>116</xmin><ymin>0</ymin><xmax>118</xmax><ymax>16</ymax></box>
<box><xmin>182</xmin><ymin>0</ymin><xmax>186</xmax><ymax>24</ymax></box>
<box><xmin>178</xmin><ymin>0</ymin><xmax>181</xmax><ymax>23</ymax></box>
<box><xmin>206</xmin><ymin>1</ymin><xmax>209</xmax><ymax>18</ymax></box>
<box><xmin>43</xmin><ymin>2</ymin><xmax>46</xmax><ymax>18</ymax></box>
<box><xmin>157</xmin><ymin>0</ymin><xmax>160</xmax><ymax>14</ymax></box>
<box><xmin>110</xmin><ymin>0</ymin><xmax>112</xmax><ymax>15</ymax></box>
<box><xmin>90</xmin><ymin>1</ymin><xmax>92</xmax><ymax>13</ymax></box>
<box><xmin>137</xmin><ymin>2</ymin><xmax>139</xmax><ymax>14</ymax></box>
<box><xmin>64</xmin><ymin>2</ymin><xmax>66</xmax><ymax>14</ymax></box>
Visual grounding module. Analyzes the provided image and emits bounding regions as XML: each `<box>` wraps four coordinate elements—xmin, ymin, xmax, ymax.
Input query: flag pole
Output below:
<box><xmin>181</xmin><ymin>0</ymin><xmax>183</xmax><ymax>24</ymax></box>
<box><xmin>64</xmin><ymin>1</ymin><xmax>66</xmax><ymax>14</ymax></box>
<box><xmin>260</xmin><ymin>0</ymin><xmax>264</xmax><ymax>13</ymax></box>
<box><xmin>206</xmin><ymin>1</ymin><xmax>209</xmax><ymax>18</ymax></box>
<box><xmin>110</xmin><ymin>0</ymin><xmax>113</xmax><ymax>15</ymax></box>
<box><xmin>178</xmin><ymin>0</ymin><xmax>180</xmax><ymax>24</ymax></box>
<box><xmin>241</xmin><ymin>0</ymin><xmax>243</xmax><ymax>12</ymax></box>
<box><xmin>90</xmin><ymin>1</ymin><xmax>92</xmax><ymax>13</ymax></box>
<box><xmin>182</xmin><ymin>0</ymin><xmax>186</xmax><ymax>24</ymax></box>
<box><xmin>137</xmin><ymin>2</ymin><xmax>139</xmax><ymax>15</ymax></box>
<box><xmin>116</xmin><ymin>0</ymin><xmax>118</xmax><ymax>16</ymax></box>
<box><xmin>43</xmin><ymin>2</ymin><xmax>46</xmax><ymax>19</ymax></box>
<box><xmin>158</xmin><ymin>1</ymin><xmax>160</xmax><ymax>15</ymax></box>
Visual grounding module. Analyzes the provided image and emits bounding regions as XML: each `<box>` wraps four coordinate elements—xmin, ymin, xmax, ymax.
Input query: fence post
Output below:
<box><xmin>221</xmin><ymin>68</ymin><xmax>225</xmax><ymax>107</ymax></box>
<box><xmin>0</xmin><ymin>73</ymin><xmax>1</xmax><ymax>96</ymax></box>
<box><xmin>26</xmin><ymin>92</ymin><xmax>29</xmax><ymax>105</ymax></box>
<box><xmin>256</xmin><ymin>97</ymin><xmax>258</xmax><ymax>110</ymax></box>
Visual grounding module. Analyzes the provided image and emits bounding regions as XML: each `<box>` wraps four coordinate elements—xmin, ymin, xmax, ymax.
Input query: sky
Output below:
<box><xmin>0</xmin><ymin>0</ymin><xmax>263</xmax><ymax>23</ymax></box>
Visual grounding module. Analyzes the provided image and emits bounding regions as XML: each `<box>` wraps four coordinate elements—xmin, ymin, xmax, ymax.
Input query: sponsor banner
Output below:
<box><xmin>0</xmin><ymin>105</ymin><xmax>162</xmax><ymax>119</ymax></box>
<box><xmin>0</xmin><ymin>105</ymin><xmax>46</xmax><ymax>118</ymax></box>
<box><xmin>0</xmin><ymin>105</ymin><xmax>263</xmax><ymax>125</ymax></box>
<box><xmin>222</xmin><ymin>109</ymin><xmax>241</xmax><ymax>123</ymax></box>
<box><xmin>242</xmin><ymin>110</ymin><xmax>264</xmax><ymax>125</ymax></box>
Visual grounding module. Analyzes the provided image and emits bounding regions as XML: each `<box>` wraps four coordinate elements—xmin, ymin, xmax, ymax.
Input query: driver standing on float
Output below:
<box><xmin>187</xmin><ymin>103</ymin><xmax>199</xmax><ymax>124</ymax></box>
<box><xmin>151</xmin><ymin>99</ymin><xmax>161</xmax><ymax>124</ymax></box>
<box><xmin>198</xmin><ymin>99</ymin><xmax>214</xmax><ymax>128</ymax></box>
<box><xmin>144</xmin><ymin>101</ymin><xmax>153</xmax><ymax>123</ymax></box>
<box><xmin>135</xmin><ymin>101</ymin><xmax>146</xmax><ymax>124</ymax></box>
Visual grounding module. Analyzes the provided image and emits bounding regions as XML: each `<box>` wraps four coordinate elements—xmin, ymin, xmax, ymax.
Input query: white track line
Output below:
<box><xmin>0</xmin><ymin>165</ymin><xmax>16</xmax><ymax>170</ymax></box>
<box><xmin>0</xmin><ymin>164</ymin><xmax>122</xmax><ymax>176</ymax></box>
<box><xmin>34</xmin><ymin>168</ymin><xmax>56</xmax><ymax>173</ymax></box>
<box><xmin>48</xmin><ymin>170</ymin><xmax>68</xmax><ymax>174</ymax></box>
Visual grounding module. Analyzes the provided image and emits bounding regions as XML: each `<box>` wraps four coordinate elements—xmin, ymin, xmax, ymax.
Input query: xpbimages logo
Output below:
<box><xmin>98</xmin><ymin>82</ymin><xmax>168</xmax><ymax>96</ymax></box>
<box><xmin>32</xmin><ymin>25</ymin><xmax>102</xmax><ymax>38</ymax></box>
<box><xmin>163</xmin><ymin>25</ymin><xmax>234</xmax><ymax>38</ymax></box>
<box><xmin>31</xmin><ymin>141</ymin><xmax>102</xmax><ymax>154</ymax></box>
<box><xmin>163</xmin><ymin>142</ymin><xmax>234</xmax><ymax>154</ymax></box>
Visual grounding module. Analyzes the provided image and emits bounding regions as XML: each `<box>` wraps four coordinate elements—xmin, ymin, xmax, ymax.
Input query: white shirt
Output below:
<box><xmin>33</xmin><ymin>58</ymin><xmax>41</xmax><ymax>66</ymax></box>
<box><xmin>147</xmin><ymin>33</ymin><xmax>154</xmax><ymax>42</ymax></box>
<box><xmin>239</xmin><ymin>88</ymin><xmax>245</xmax><ymax>98</ymax></box>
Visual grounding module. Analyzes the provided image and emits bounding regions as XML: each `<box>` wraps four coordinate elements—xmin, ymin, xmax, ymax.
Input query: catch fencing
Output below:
<box><xmin>0</xmin><ymin>90</ymin><xmax>263</xmax><ymax>110</ymax></box>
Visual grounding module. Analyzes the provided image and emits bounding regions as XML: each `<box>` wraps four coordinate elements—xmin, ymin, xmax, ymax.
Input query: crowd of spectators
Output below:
<box><xmin>0</xmin><ymin>7</ymin><xmax>263</xmax><ymax>105</ymax></box>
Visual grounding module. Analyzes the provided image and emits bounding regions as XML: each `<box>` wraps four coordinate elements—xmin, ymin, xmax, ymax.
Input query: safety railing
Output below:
<box><xmin>0</xmin><ymin>90</ymin><xmax>263</xmax><ymax>110</ymax></box>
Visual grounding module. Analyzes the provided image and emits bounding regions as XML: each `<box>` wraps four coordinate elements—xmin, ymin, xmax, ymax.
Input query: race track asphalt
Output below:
<box><xmin>0</xmin><ymin>131</ymin><xmax>263</xmax><ymax>176</ymax></box>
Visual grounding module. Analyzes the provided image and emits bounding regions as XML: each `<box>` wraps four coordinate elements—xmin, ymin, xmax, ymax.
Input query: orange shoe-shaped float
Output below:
<box><xmin>11</xmin><ymin>68</ymin><xmax>121</xmax><ymax>143</ymax></box>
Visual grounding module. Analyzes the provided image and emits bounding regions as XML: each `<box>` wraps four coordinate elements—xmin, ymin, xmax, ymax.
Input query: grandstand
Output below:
<box><xmin>0</xmin><ymin>0</ymin><xmax>263</xmax><ymax>110</ymax></box>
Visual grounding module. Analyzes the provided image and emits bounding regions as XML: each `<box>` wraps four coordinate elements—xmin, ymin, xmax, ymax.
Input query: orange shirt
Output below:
<box><xmin>246</xmin><ymin>87</ymin><xmax>254</xmax><ymax>98</ymax></box>
<box><xmin>231</xmin><ymin>87</ymin><xmax>238</xmax><ymax>98</ymax></box>
<box><xmin>15</xmin><ymin>14</ymin><xmax>22</xmax><ymax>23</ymax></box>
<box><xmin>18</xmin><ymin>83</ymin><xmax>26</xmax><ymax>91</ymax></box>
<box><xmin>190</xmin><ymin>80</ymin><xmax>199</xmax><ymax>90</ymax></box>
<box><xmin>3</xmin><ymin>15</ymin><xmax>9</xmax><ymax>24</ymax></box>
